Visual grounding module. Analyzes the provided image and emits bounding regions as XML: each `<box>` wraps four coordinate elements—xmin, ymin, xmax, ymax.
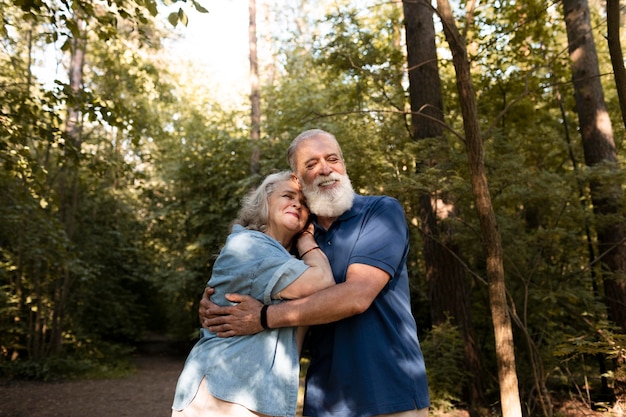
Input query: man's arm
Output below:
<box><xmin>202</xmin><ymin>263</ymin><xmax>389</xmax><ymax>337</ymax></box>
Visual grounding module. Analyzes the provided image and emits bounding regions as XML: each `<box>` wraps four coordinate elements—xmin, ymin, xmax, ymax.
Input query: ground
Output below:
<box><xmin>0</xmin><ymin>353</ymin><xmax>619</xmax><ymax>417</ymax></box>
<box><xmin>0</xmin><ymin>355</ymin><xmax>184</xmax><ymax>417</ymax></box>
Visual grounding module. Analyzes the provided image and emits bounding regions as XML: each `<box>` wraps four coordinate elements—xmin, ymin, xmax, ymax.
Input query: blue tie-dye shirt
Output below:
<box><xmin>172</xmin><ymin>225</ymin><xmax>309</xmax><ymax>417</ymax></box>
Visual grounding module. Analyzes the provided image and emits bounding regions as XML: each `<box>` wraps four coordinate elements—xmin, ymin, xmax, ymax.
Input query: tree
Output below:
<box><xmin>402</xmin><ymin>0</ymin><xmax>485</xmax><ymax>413</ymax></box>
<box><xmin>606</xmin><ymin>0</ymin><xmax>626</xmax><ymax>130</ymax></box>
<box><xmin>249</xmin><ymin>0</ymin><xmax>261</xmax><ymax>175</ymax></box>
<box><xmin>0</xmin><ymin>0</ymin><xmax>191</xmax><ymax>374</ymax></box>
<box><xmin>3</xmin><ymin>2</ymin><xmax>625</xmax><ymax>413</ymax></box>
<box><xmin>435</xmin><ymin>0</ymin><xmax>523</xmax><ymax>416</ymax></box>
<box><xmin>54</xmin><ymin>5</ymin><xmax>88</xmax><ymax>357</ymax></box>
<box><xmin>562</xmin><ymin>0</ymin><xmax>626</xmax><ymax>403</ymax></box>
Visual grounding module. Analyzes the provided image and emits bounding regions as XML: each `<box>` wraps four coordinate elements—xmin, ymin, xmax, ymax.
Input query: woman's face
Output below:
<box><xmin>265</xmin><ymin>179</ymin><xmax>309</xmax><ymax>243</ymax></box>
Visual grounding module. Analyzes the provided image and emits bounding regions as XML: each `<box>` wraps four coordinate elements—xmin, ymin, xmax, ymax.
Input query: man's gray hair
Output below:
<box><xmin>286</xmin><ymin>129</ymin><xmax>344</xmax><ymax>171</ymax></box>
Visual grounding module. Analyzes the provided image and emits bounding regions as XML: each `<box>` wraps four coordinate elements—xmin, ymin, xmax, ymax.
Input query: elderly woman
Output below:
<box><xmin>171</xmin><ymin>171</ymin><xmax>334</xmax><ymax>417</ymax></box>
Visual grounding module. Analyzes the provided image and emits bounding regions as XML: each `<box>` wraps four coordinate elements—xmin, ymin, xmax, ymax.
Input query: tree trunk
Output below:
<box><xmin>249</xmin><ymin>0</ymin><xmax>261</xmax><ymax>175</ymax></box>
<box><xmin>557</xmin><ymin>88</ymin><xmax>611</xmax><ymax>396</ymax></box>
<box><xmin>562</xmin><ymin>0</ymin><xmax>626</xmax><ymax>403</ymax></box>
<box><xmin>55</xmin><ymin>13</ymin><xmax>87</xmax><ymax>356</ymax></box>
<box><xmin>435</xmin><ymin>1</ymin><xmax>522</xmax><ymax>416</ymax></box>
<box><xmin>402</xmin><ymin>0</ymin><xmax>485</xmax><ymax>413</ymax></box>
<box><xmin>606</xmin><ymin>0</ymin><xmax>626</xmax><ymax>130</ymax></box>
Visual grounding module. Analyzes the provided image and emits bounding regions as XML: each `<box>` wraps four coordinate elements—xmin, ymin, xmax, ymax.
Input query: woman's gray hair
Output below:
<box><xmin>233</xmin><ymin>170</ymin><xmax>296</xmax><ymax>232</ymax></box>
<box><xmin>286</xmin><ymin>129</ymin><xmax>343</xmax><ymax>171</ymax></box>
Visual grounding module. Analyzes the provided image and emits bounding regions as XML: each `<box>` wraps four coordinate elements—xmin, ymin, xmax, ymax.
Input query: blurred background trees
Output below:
<box><xmin>1</xmin><ymin>0</ymin><xmax>625</xmax><ymax>416</ymax></box>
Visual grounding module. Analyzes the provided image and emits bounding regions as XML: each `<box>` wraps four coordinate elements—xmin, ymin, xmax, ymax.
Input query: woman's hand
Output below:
<box><xmin>296</xmin><ymin>224</ymin><xmax>317</xmax><ymax>257</ymax></box>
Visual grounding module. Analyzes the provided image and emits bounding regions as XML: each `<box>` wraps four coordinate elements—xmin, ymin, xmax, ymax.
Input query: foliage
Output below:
<box><xmin>1</xmin><ymin>0</ymin><xmax>626</xmax><ymax>415</ymax></box>
<box><xmin>144</xmin><ymin>102</ymin><xmax>262</xmax><ymax>339</ymax></box>
<box><xmin>0</xmin><ymin>0</ymin><xmax>183</xmax><ymax>377</ymax></box>
<box><xmin>420</xmin><ymin>318</ymin><xmax>468</xmax><ymax>411</ymax></box>
<box><xmin>0</xmin><ymin>342</ymin><xmax>135</xmax><ymax>381</ymax></box>
<box><xmin>253</xmin><ymin>2</ymin><xmax>626</xmax><ymax>411</ymax></box>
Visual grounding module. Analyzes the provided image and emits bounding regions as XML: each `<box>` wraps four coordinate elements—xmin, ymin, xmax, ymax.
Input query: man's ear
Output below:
<box><xmin>290</xmin><ymin>173</ymin><xmax>301</xmax><ymax>187</ymax></box>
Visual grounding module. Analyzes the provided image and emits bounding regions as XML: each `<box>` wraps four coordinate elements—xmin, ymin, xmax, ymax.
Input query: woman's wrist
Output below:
<box><xmin>299</xmin><ymin>246</ymin><xmax>320</xmax><ymax>258</ymax></box>
<box><xmin>297</xmin><ymin>234</ymin><xmax>317</xmax><ymax>253</ymax></box>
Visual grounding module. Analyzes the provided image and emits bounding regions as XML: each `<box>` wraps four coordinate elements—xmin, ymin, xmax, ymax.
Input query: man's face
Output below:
<box><xmin>294</xmin><ymin>134</ymin><xmax>354</xmax><ymax>218</ymax></box>
<box><xmin>296</xmin><ymin>134</ymin><xmax>345</xmax><ymax>187</ymax></box>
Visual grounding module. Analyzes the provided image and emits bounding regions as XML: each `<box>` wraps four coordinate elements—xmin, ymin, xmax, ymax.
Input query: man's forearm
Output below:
<box><xmin>266</xmin><ymin>281</ymin><xmax>364</xmax><ymax>328</ymax></box>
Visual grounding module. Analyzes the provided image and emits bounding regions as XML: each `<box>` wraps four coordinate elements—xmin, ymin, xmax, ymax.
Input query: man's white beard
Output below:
<box><xmin>302</xmin><ymin>172</ymin><xmax>355</xmax><ymax>218</ymax></box>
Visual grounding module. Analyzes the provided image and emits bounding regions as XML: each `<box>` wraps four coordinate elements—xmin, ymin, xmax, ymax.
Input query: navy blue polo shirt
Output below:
<box><xmin>303</xmin><ymin>194</ymin><xmax>430</xmax><ymax>417</ymax></box>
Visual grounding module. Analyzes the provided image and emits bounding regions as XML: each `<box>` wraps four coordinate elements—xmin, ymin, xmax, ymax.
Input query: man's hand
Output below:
<box><xmin>198</xmin><ymin>287</ymin><xmax>264</xmax><ymax>337</ymax></box>
<box><xmin>198</xmin><ymin>287</ymin><xmax>216</xmax><ymax>326</ymax></box>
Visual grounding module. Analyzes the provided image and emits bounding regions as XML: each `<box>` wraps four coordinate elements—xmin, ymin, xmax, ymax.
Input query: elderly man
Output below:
<box><xmin>202</xmin><ymin>129</ymin><xmax>430</xmax><ymax>417</ymax></box>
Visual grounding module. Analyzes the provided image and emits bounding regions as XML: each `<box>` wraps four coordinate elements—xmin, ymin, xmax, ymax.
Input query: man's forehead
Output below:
<box><xmin>297</xmin><ymin>136</ymin><xmax>340</xmax><ymax>155</ymax></box>
<box><xmin>281</xmin><ymin>178</ymin><xmax>300</xmax><ymax>190</ymax></box>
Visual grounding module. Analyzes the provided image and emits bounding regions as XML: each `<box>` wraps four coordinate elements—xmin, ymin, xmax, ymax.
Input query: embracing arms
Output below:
<box><xmin>276</xmin><ymin>230</ymin><xmax>334</xmax><ymax>300</ymax></box>
<box><xmin>199</xmin><ymin>263</ymin><xmax>390</xmax><ymax>337</ymax></box>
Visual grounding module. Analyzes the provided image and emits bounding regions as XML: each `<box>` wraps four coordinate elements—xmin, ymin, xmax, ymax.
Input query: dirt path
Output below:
<box><xmin>0</xmin><ymin>355</ymin><xmax>185</xmax><ymax>417</ymax></box>
<box><xmin>0</xmin><ymin>354</ymin><xmax>612</xmax><ymax>417</ymax></box>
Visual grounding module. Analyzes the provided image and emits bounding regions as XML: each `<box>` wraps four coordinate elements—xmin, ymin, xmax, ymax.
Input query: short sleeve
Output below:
<box><xmin>349</xmin><ymin>197</ymin><xmax>408</xmax><ymax>278</ymax></box>
<box><xmin>260</xmin><ymin>257</ymin><xmax>310</xmax><ymax>304</ymax></box>
<box><xmin>209</xmin><ymin>228</ymin><xmax>308</xmax><ymax>305</ymax></box>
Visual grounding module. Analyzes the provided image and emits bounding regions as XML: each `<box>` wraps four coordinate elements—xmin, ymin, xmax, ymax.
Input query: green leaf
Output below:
<box><xmin>177</xmin><ymin>8</ymin><xmax>188</xmax><ymax>27</ymax></box>
<box><xmin>167</xmin><ymin>11</ymin><xmax>178</xmax><ymax>27</ymax></box>
<box><xmin>145</xmin><ymin>0</ymin><xmax>158</xmax><ymax>16</ymax></box>
<box><xmin>192</xmin><ymin>1</ymin><xmax>209</xmax><ymax>14</ymax></box>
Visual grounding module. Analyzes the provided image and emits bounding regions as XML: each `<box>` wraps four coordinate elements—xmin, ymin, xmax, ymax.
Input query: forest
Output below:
<box><xmin>1</xmin><ymin>0</ymin><xmax>625</xmax><ymax>416</ymax></box>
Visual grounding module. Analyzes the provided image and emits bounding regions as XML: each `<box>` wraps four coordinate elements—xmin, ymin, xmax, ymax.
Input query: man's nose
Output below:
<box><xmin>319</xmin><ymin>160</ymin><xmax>332</xmax><ymax>175</ymax></box>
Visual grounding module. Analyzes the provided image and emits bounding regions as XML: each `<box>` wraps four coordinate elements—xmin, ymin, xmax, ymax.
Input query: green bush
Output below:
<box><xmin>420</xmin><ymin>318</ymin><xmax>468</xmax><ymax>411</ymax></box>
<box><xmin>0</xmin><ymin>341</ymin><xmax>135</xmax><ymax>381</ymax></box>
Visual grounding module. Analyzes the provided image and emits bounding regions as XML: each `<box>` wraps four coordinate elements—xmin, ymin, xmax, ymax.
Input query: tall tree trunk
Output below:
<box><xmin>606</xmin><ymin>0</ymin><xmax>626</xmax><ymax>130</ymax></box>
<box><xmin>62</xmin><ymin>15</ymin><xmax>86</xmax><ymax>235</ymax></box>
<box><xmin>562</xmin><ymin>0</ymin><xmax>626</xmax><ymax>403</ymax></box>
<box><xmin>262</xmin><ymin>2</ymin><xmax>276</xmax><ymax>87</ymax></box>
<box><xmin>55</xmin><ymin>13</ymin><xmax>87</xmax><ymax>356</ymax></box>
<box><xmin>249</xmin><ymin>0</ymin><xmax>261</xmax><ymax>176</ymax></box>
<box><xmin>435</xmin><ymin>1</ymin><xmax>522</xmax><ymax>416</ymax></box>
<box><xmin>557</xmin><ymin>88</ymin><xmax>611</xmax><ymax>396</ymax></box>
<box><xmin>402</xmin><ymin>0</ymin><xmax>485</xmax><ymax>413</ymax></box>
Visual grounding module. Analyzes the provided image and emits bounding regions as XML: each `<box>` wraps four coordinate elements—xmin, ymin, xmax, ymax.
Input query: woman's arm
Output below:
<box><xmin>201</xmin><ymin>263</ymin><xmax>389</xmax><ymax>337</ymax></box>
<box><xmin>274</xmin><ymin>230</ymin><xmax>334</xmax><ymax>300</ymax></box>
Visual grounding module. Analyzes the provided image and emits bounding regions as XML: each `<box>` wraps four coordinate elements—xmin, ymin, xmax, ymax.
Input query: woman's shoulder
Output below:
<box><xmin>230</xmin><ymin>225</ymin><xmax>274</xmax><ymax>242</ymax></box>
<box><xmin>226</xmin><ymin>226</ymin><xmax>285</xmax><ymax>254</ymax></box>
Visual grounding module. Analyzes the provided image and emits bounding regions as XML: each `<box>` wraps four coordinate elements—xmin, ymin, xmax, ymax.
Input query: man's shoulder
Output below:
<box><xmin>354</xmin><ymin>194</ymin><xmax>402</xmax><ymax>211</ymax></box>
